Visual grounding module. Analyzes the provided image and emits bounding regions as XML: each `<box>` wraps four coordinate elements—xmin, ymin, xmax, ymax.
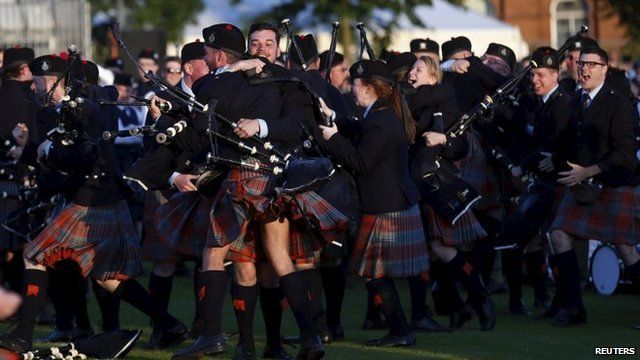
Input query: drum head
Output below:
<box><xmin>590</xmin><ymin>245</ymin><xmax>621</xmax><ymax>295</ymax></box>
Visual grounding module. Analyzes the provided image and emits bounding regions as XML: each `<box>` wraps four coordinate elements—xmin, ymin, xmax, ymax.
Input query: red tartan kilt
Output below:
<box><xmin>0</xmin><ymin>183</ymin><xmax>23</xmax><ymax>251</ymax></box>
<box><xmin>155</xmin><ymin>191</ymin><xmax>214</xmax><ymax>258</ymax></box>
<box><xmin>456</xmin><ymin>131</ymin><xmax>502</xmax><ymax>216</ymax></box>
<box><xmin>550</xmin><ymin>186</ymin><xmax>640</xmax><ymax>246</ymax></box>
<box><xmin>24</xmin><ymin>200</ymin><xmax>143</xmax><ymax>281</ymax></box>
<box><xmin>143</xmin><ymin>189</ymin><xmax>182</xmax><ymax>262</ymax></box>
<box><xmin>207</xmin><ymin>167</ymin><xmax>279</xmax><ymax>249</ymax></box>
<box><xmin>351</xmin><ymin>204</ymin><xmax>429</xmax><ymax>279</ymax></box>
<box><xmin>225</xmin><ymin>223</ymin><xmax>264</xmax><ymax>263</ymax></box>
<box><xmin>423</xmin><ymin>204</ymin><xmax>487</xmax><ymax>246</ymax></box>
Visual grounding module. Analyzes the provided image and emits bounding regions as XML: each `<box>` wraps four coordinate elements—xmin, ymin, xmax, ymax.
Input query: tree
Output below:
<box><xmin>606</xmin><ymin>0</ymin><xmax>640</xmax><ymax>57</ymax></box>
<box><xmin>89</xmin><ymin>0</ymin><xmax>204</xmax><ymax>60</ymax></box>
<box><xmin>230</xmin><ymin>0</ymin><xmax>463</xmax><ymax>61</ymax></box>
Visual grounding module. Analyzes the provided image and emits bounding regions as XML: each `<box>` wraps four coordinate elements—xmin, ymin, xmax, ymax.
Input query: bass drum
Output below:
<box><xmin>589</xmin><ymin>242</ymin><xmax>623</xmax><ymax>296</ymax></box>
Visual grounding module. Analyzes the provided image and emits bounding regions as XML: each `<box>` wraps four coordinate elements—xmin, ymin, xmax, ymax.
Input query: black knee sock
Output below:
<box><xmin>365</xmin><ymin>289</ymin><xmax>383</xmax><ymax>321</ymax></box>
<box><xmin>73</xmin><ymin>274</ymin><xmax>91</xmax><ymax>330</ymax></box>
<box><xmin>193</xmin><ymin>264</ymin><xmax>203</xmax><ymax>327</ymax></box>
<box><xmin>280</xmin><ymin>272</ymin><xmax>314</xmax><ymax>340</ymax></box>
<box><xmin>48</xmin><ymin>269</ymin><xmax>74</xmax><ymax>331</ymax></box>
<box><xmin>199</xmin><ymin>270</ymin><xmax>227</xmax><ymax>337</ymax></box>
<box><xmin>300</xmin><ymin>269</ymin><xmax>329</xmax><ymax>334</ymax></box>
<box><xmin>4</xmin><ymin>252</ymin><xmax>24</xmax><ymax>292</ymax></box>
<box><xmin>624</xmin><ymin>259</ymin><xmax>640</xmax><ymax>292</ymax></box>
<box><xmin>231</xmin><ymin>282</ymin><xmax>258</xmax><ymax>346</ymax></box>
<box><xmin>320</xmin><ymin>266</ymin><xmax>345</xmax><ymax>327</ymax></box>
<box><xmin>502</xmin><ymin>249</ymin><xmax>524</xmax><ymax>303</ymax></box>
<box><xmin>431</xmin><ymin>260</ymin><xmax>460</xmax><ymax>314</ymax></box>
<box><xmin>554</xmin><ymin>250</ymin><xmax>583</xmax><ymax>309</ymax></box>
<box><xmin>548</xmin><ymin>254</ymin><xmax>562</xmax><ymax>309</ymax></box>
<box><xmin>524</xmin><ymin>250</ymin><xmax>548</xmax><ymax>301</ymax></box>
<box><xmin>92</xmin><ymin>279</ymin><xmax>120</xmax><ymax>331</ymax></box>
<box><xmin>365</xmin><ymin>278</ymin><xmax>410</xmax><ymax>336</ymax></box>
<box><xmin>12</xmin><ymin>269</ymin><xmax>48</xmax><ymax>344</ymax></box>
<box><xmin>407</xmin><ymin>273</ymin><xmax>429</xmax><ymax>320</ymax></box>
<box><xmin>259</xmin><ymin>285</ymin><xmax>284</xmax><ymax>346</ymax></box>
<box><xmin>448</xmin><ymin>251</ymin><xmax>487</xmax><ymax>304</ymax></box>
<box><xmin>149</xmin><ymin>272</ymin><xmax>174</xmax><ymax>315</ymax></box>
<box><xmin>113</xmin><ymin>278</ymin><xmax>177</xmax><ymax>330</ymax></box>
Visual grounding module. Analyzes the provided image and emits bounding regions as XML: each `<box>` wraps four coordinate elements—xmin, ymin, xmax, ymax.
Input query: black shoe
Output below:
<box><xmin>634</xmin><ymin>322</ymin><xmax>640</xmax><ymax>330</ymax></box>
<box><xmin>263</xmin><ymin>342</ymin><xmax>293</xmax><ymax>359</ymax></box>
<box><xmin>0</xmin><ymin>333</ymin><xmax>31</xmax><ymax>353</ymax></box>
<box><xmin>509</xmin><ymin>299</ymin><xmax>532</xmax><ymax>316</ymax></box>
<box><xmin>471</xmin><ymin>295</ymin><xmax>496</xmax><ymax>331</ymax></box>
<box><xmin>533</xmin><ymin>304</ymin><xmax>560</xmax><ymax>319</ymax></box>
<box><xmin>328</xmin><ymin>323</ymin><xmax>344</xmax><ymax>341</ymax></box>
<box><xmin>486</xmin><ymin>279</ymin><xmax>508</xmax><ymax>294</ymax></box>
<box><xmin>283</xmin><ymin>330</ymin><xmax>332</xmax><ymax>345</ymax></box>
<box><xmin>236</xmin><ymin>341</ymin><xmax>257</xmax><ymax>360</ymax></box>
<box><xmin>552</xmin><ymin>307</ymin><xmax>586</xmax><ymax>327</ymax></box>
<box><xmin>296</xmin><ymin>335</ymin><xmax>325</xmax><ymax>360</ymax></box>
<box><xmin>172</xmin><ymin>334</ymin><xmax>227</xmax><ymax>359</ymax></box>
<box><xmin>534</xmin><ymin>296</ymin><xmax>551</xmax><ymax>309</ymax></box>
<box><xmin>74</xmin><ymin>329</ymin><xmax>142</xmax><ymax>359</ymax></box>
<box><xmin>361</xmin><ymin>318</ymin><xmax>387</xmax><ymax>330</ymax></box>
<box><xmin>145</xmin><ymin>327</ymin><xmax>163</xmax><ymax>349</ymax></box>
<box><xmin>156</xmin><ymin>321</ymin><xmax>189</xmax><ymax>349</ymax></box>
<box><xmin>366</xmin><ymin>333</ymin><xmax>416</xmax><ymax>347</ymax></box>
<box><xmin>412</xmin><ymin>315</ymin><xmax>453</xmax><ymax>332</ymax></box>
<box><xmin>449</xmin><ymin>304</ymin><xmax>474</xmax><ymax>329</ymax></box>
<box><xmin>46</xmin><ymin>328</ymin><xmax>76</xmax><ymax>342</ymax></box>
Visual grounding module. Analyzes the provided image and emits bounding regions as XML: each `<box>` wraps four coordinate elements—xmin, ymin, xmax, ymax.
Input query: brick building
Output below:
<box><xmin>466</xmin><ymin>0</ymin><xmax>628</xmax><ymax>57</ymax></box>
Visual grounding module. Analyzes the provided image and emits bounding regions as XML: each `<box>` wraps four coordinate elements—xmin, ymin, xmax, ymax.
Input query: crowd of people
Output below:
<box><xmin>0</xmin><ymin>18</ymin><xmax>638</xmax><ymax>360</ymax></box>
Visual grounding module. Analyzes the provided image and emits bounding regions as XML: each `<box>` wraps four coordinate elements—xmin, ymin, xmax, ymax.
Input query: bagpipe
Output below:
<box><xmin>45</xmin><ymin>45</ymin><xmax>86</xmax><ymax>147</ymax></box>
<box><xmin>324</xmin><ymin>21</ymin><xmax>340</xmax><ymax>84</ymax></box>
<box><xmin>356</xmin><ymin>22</ymin><xmax>376</xmax><ymax>61</ymax></box>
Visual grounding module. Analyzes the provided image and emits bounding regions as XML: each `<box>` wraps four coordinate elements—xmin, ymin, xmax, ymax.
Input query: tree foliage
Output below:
<box><xmin>606</xmin><ymin>0</ymin><xmax>640</xmax><ymax>56</ymax></box>
<box><xmin>230</xmin><ymin>0</ymin><xmax>463</xmax><ymax>61</ymax></box>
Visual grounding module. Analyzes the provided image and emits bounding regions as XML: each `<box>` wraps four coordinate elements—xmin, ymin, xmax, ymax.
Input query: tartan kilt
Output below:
<box><xmin>0</xmin><ymin>181</ymin><xmax>24</xmax><ymax>251</ymax></box>
<box><xmin>24</xmin><ymin>200</ymin><xmax>143</xmax><ymax>281</ymax></box>
<box><xmin>225</xmin><ymin>222</ymin><xmax>263</xmax><ymax>263</ymax></box>
<box><xmin>550</xmin><ymin>186</ymin><xmax>640</xmax><ymax>246</ymax></box>
<box><xmin>155</xmin><ymin>191</ymin><xmax>214</xmax><ymax>258</ymax></box>
<box><xmin>207</xmin><ymin>166</ymin><xmax>280</xmax><ymax>249</ymax></box>
<box><xmin>352</xmin><ymin>204</ymin><xmax>429</xmax><ymax>279</ymax></box>
<box><xmin>142</xmin><ymin>189</ymin><xmax>182</xmax><ymax>263</ymax></box>
<box><xmin>456</xmin><ymin>131</ymin><xmax>502</xmax><ymax>217</ymax></box>
<box><xmin>422</xmin><ymin>203</ymin><xmax>487</xmax><ymax>246</ymax></box>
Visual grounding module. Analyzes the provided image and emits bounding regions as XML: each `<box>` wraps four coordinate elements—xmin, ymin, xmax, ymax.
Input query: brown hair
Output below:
<box><xmin>362</xmin><ymin>78</ymin><xmax>416</xmax><ymax>142</ymax></box>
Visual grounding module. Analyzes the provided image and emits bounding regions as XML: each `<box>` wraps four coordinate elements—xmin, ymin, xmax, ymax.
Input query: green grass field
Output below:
<box><xmin>2</xmin><ymin>271</ymin><xmax>639</xmax><ymax>360</ymax></box>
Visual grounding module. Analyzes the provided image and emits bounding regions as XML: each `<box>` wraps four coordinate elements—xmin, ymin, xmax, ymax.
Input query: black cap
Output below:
<box><xmin>349</xmin><ymin>60</ymin><xmax>393</xmax><ymax>84</ymax></box>
<box><xmin>567</xmin><ymin>36</ymin><xmax>599</xmax><ymax>52</ymax></box>
<box><xmin>104</xmin><ymin>57</ymin><xmax>124</xmax><ymax>70</ymax></box>
<box><xmin>289</xmin><ymin>34</ymin><xmax>319</xmax><ymax>67</ymax></box>
<box><xmin>319</xmin><ymin>51</ymin><xmax>344</xmax><ymax>71</ymax></box>
<box><xmin>531</xmin><ymin>46</ymin><xmax>559</xmax><ymax>70</ymax></box>
<box><xmin>138</xmin><ymin>48</ymin><xmax>159</xmax><ymax>62</ymax></box>
<box><xmin>82</xmin><ymin>60</ymin><xmax>99</xmax><ymax>85</ymax></box>
<box><xmin>181</xmin><ymin>39</ymin><xmax>206</xmax><ymax>63</ymax></box>
<box><xmin>29</xmin><ymin>55</ymin><xmax>67</xmax><ymax>76</ymax></box>
<box><xmin>2</xmin><ymin>46</ymin><xmax>35</xmax><ymax>70</ymax></box>
<box><xmin>379</xmin><ymin>49</ymin><xmax>398</xmax><ymax>63</ymax></box>
<box><xmin>202</xmin><ymin>23</ymin><xmax>245</xmax><ymax>58</ymax></box>
<box><xmin>113</xmin><ymin>73</ymin><xmax>133</xmax><ymax>87</ymax></box>
<box><xmin>485</xmin><ymin>43</ymin><xmax>516</xmax><ymax>70</ymax></box>
<box><xmin>386</xmin><ymin>52</ymin><xmax>417</xmax><ymax>76</ymax></box>
<box><xmin>410</xmin><ymin>38</ymin><xmax>439</xmax><ymax>57</ymax></box>
<box><xmin>441</xmin><ymin>36</ymin><xmax>472</xmax><ymax>60</ymax></box>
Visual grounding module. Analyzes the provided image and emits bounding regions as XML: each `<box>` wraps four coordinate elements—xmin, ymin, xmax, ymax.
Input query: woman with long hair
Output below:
<box><xmin>319</xmin><ymin>60</ymin><xmax>428</xmax><ymax>347</ymax></box>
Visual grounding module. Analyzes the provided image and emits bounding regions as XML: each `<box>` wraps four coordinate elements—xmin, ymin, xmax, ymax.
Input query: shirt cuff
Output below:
<box><xmin>44</xmin><ymin>141</ymin><xmax>53</xmax><ymax>158</ymax></box>
<box><xmin>257</xmin><ymin>119</ymin><xmax>269</xmax><ymax>138</ymax></box>
<box><xmin>440</xmin><ymin>59</ymin><xmax>454</xmax><ymax>72</ymax></box>
<box><xmin>168</xmin><ymin>172</ymin><xmax>180</xmax><ymax>187</ymax></box>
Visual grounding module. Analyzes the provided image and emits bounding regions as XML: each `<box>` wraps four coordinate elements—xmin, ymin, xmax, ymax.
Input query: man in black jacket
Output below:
<box><xmin>549</xmin><ymin>46</ymin><xmax>640</xmax><ymax>327</ymax></box>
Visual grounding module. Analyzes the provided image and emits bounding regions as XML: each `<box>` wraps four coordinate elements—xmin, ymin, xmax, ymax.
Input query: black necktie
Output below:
<box><xmin>581</xmin><ymin>93</ymin><xmax>590</xmax><ymax>110</ymax></box>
